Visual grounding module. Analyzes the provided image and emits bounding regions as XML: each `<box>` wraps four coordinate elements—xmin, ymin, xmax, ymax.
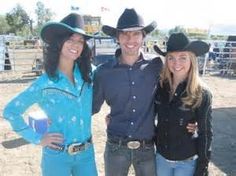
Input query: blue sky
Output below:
<box><xmin>0</xmin><ymin>0</ymin><xmax>236</xmax><ymax>34</ymax></box>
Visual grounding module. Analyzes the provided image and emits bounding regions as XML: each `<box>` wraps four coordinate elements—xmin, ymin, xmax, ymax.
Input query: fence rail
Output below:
<box><xmin>200</xmin><ymin>40</ymin><xmax>236</xmax><ymax>76</ymax></box>
<box><xmin>1</xmin><ymin>41</ymin><xmax>236</xmax><ymax>77</ymax></box>
<box><xmin>0</xmin><ymin>46</ymin><xmax>43</xmax><ymax>74</ymax></box>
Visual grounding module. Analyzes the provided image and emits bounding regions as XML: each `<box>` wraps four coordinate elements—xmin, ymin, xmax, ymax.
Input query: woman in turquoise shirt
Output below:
<box><xmin>3</xmin><ymin>13</ymin><xmax>98</xmax><ymax>176</ymax></box>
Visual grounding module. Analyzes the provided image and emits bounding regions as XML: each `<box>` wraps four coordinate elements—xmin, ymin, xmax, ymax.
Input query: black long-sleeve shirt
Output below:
<box><xmin>155</xmin><ymin>81</ymin><xmax>213</xmax><ymax>176</ymax></box>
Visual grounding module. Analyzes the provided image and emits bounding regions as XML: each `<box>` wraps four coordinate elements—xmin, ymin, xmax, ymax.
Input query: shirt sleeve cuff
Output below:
<box><xmin>18</xmin><ymin>127</ymin><xmax>43</xmax><ymax>145</ymax></box>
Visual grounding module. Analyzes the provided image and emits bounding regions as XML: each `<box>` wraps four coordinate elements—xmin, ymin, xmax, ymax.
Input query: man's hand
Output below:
<box><xmin>105</xmin><ymin>114</ymin><xmax>111</xmax><ymax>126</ymax></box>
<box><xmin>186</xmin><ymin>122</ymin><xmax>198</xmax><ymax>134</ymax></box>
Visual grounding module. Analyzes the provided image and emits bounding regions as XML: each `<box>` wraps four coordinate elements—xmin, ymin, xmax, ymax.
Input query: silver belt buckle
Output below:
<box><xmin>67</xmin><ymin>143</ymin><xmax>81</xmax><ymax>155</ymax></box>
<box><xmin>127</xmin><ymin>141</ymin><xmax>141</xmax><ymax>149</ymax></box>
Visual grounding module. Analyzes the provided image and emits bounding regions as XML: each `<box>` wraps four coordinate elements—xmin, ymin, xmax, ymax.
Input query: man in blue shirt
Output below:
<box><xmin>93</xmin><ymin>8</ymin><xmax>162</xmax><ymax>176</ymax></box>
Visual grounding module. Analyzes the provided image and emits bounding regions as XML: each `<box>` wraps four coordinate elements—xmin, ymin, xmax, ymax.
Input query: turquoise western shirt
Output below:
<box><xmin>3</xmin><ymin>65</ymin><xmax>93</xmax><ymax>145</ymax></box>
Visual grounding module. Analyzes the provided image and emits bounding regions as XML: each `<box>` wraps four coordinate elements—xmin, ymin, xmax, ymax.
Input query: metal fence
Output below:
<box><xmin>1</xmin><ymin>40</ymin><xmax>236</xmax><ymax>77</ymax></box>
<box><xmin>201</xmin><ymin>40</ymin><xmax>236</xmax><ymax>76</ymax></box>
<box><xmin>0</xmin><ymin>45</ymin><xmax>43</xmax><ymax>75</ymax></box>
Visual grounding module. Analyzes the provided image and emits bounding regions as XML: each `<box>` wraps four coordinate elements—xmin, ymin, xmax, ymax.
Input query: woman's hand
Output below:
<box><xmin>40</xmin><ymin>133</ymin><xmax>64</xmax><ymax>149</ymax></box>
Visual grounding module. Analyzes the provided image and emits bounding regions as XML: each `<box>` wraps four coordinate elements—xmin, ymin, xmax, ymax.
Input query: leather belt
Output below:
<box><xmin>108</xmin><ymin>137</ymin><xmax>154</xmax><ymax>149</ymax></box>
<box><xmin>51</xmin><ymin>137</ymin><xmax>92</xmax><ymax>155</ymax></box>
<box><xmin>165</xmin><ymin>155</ymin><xmax>198</xmax><ymax>163</ymax></box>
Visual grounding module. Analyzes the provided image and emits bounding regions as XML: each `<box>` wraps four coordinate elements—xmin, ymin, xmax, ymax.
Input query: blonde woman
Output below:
<box><xmin>154</xmin><ymin>33</ymin><xmax>212</xmax><ymax>176</ymax></box>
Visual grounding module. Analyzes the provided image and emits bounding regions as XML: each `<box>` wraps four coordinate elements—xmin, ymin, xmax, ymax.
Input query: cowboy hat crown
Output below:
<box><xmin>102</xmin><ymin>8</ymin><xmax>157</xmax><ymax>37</ymax></box>
<box><xmin>154</xmin><ymin>32</ymin><xmax>209</xmax><ymax>56</ymax></box>
<box><xmin>41</xmin><ymin>13</ymin><xmax>92</xmax><ymax>44</ymax></box>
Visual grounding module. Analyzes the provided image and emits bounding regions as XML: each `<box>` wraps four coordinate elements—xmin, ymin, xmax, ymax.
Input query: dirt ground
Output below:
<box><xmin>0</xmin><ymin>71</ymin><xmax>236</xmax><ymax>176</ymax></box>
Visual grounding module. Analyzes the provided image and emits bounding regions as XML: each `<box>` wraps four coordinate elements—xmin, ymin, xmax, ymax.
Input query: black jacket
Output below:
<box><xmin>155</xmin><ymin>81</ymin><xmax>213</xmax><ymax>176</ymax></box>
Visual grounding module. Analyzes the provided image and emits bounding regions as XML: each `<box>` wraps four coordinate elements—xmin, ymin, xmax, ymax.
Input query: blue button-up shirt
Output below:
<box><xmin>3</xmin><ymin>65</ymin><xmax>93</xmax><ymax>145</ymax></box>
<box><xmin>93</xmin><ymin>53</ymin><xmax>163</xmax><ymax>140</ymax></box>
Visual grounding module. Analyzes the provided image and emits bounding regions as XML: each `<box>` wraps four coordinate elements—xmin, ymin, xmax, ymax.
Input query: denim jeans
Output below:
<box><xmin>41</xmin><ymin>145</ymin><xmax>97</xmax><ymax>176</ymax></box>
<box><xmin>104</xmin><ymin>140</ymin><xmax>156</xmax><ymax>176</ymax></box>
<box><xmin>156</xmin><ymin>153</ymin><xmax>196</xmax><ymax>176</ymax></box>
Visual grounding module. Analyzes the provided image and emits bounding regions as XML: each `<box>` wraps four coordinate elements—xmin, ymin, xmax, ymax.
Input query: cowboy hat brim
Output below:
<box><xmin>154</xmin><ymin>41</ymin><xmax>209</xmax><ymax>57</ymax></box>
<box><xmin>153</xmin><ymin>45</ymin><xmax>167</xmax><ymax>56</ymax></box>
<box><xmin>184</xmin><ymin>41</ymin><xmax>210</xmax><ymax>56</ymax></box>
<box><xmin>41</xmin><ymin>22</ymin><xmax>93</xmax><ymax>44</ymax></box>
<box><xmin>102</xmin><ymin>21</ymin><xmax>157</xmax><ymax>37</ymax></box>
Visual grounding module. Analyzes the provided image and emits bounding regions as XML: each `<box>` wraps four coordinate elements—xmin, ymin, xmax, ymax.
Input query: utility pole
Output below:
<box><xmin>30</xmin><ymin>19</ymin><xmax>34</xmax><ymax>35</ymax></box>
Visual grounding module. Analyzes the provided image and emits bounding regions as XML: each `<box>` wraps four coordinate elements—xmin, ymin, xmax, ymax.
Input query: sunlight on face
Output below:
<box><xmin>66</xmin><ymin>34</ymin><xmax>85</xmax><ymax>47</ymax></box>
<box><xmin>167</xmin><ymin>51</ymin><xmax>191</xmax><ymax>80</ymax></box>
<box><xmin>118</xmin><ymin>30</ymin><xmax>144</xmax><ymax>57</ymax></box>
<box><xmin>60</xmin><ymin>33</ymin><xmax>85</xmax><ymax>62</ymax></box>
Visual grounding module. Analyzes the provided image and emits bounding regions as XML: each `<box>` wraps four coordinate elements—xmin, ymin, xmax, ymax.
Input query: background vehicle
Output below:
<box><xmin>91</xmin><ymin>35</ymin><xmax>117</xmax><ymax>66</ymax></box>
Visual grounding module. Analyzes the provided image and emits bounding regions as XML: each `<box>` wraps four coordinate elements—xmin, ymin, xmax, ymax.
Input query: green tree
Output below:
<box><xmin>34</xmin><ymin>1</ymin><xmax>54</xmax><ymax>35</ymax></box>
<box><xmin>0</xmin><ymin>15</ymin><xmax>10</xmax><ymax>34</ymax></box>
<box><xmin>168</xmin><ymin>26</ymin><xmax>186</xmax><ymax>35</ymax></box>
<box><xmin>150</xmin><ymin>29</ymin><xmax>160</xmax><ymax>38</ymax></box>
<box><xmin>6</xmin><ymin>4</ymin><xmax>30</xmax><ymax>35</ymax></box>
<box><xmin>188</xmin><ymin>33</ymin><xmax>208</xmax><ymax>40</ymax></box>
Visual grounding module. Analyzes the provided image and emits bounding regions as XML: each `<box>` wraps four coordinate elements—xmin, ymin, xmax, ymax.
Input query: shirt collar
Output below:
<box><xmin>164</xmin><ymin>79</ymin><xmax>187</xmax><ymax>93</ymax></box>
<box><xmin>176</xmin><ymin>80</ymin><xmax>188</xmax><ymax>92</ymax></box>
<box><xmin>112</xmin><ymin>52</ymin><xmax>145</xmax><ymax>68</ymax></box>
<box><xmin>56</xmin><ymin>64</ymin><xmax>80</xmax><ymax>79</ymax></box>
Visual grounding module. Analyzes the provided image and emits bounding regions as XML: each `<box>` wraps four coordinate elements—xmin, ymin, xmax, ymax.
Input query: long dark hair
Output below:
<box><xmin>43</xmin><ymin>33</ymin><xmax>92</xmax><ymax>84</ymax></box>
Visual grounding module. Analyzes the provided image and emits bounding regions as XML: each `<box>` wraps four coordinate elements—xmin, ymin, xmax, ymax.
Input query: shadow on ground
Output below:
<box><xmin>1</xmin><ymin>137</ymin><xmax>29</xmax><ymax>149</ymax></box>
<box><xmin>0</xmin><ymin>74</ymin><xmax>37</xmax><ymax>84</ymax></box>
<box><xmin>211</xmin><ymin>107</ymin><xmax>236</xmax><ymax>175</ymax></box>
<box><xmin>209</xmin><ymin>72</ymin><xmax>236</xmax><ymax>80</ymax></box>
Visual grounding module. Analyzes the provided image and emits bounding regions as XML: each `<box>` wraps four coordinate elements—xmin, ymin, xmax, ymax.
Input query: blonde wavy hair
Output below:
<box><xmin>160</xmin><ymin>51</ymin><xmax>204</xmax><ymax>109</ymax></box>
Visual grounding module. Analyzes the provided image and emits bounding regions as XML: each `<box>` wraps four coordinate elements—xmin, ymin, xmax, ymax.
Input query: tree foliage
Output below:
<box><xmin>168</xmin><ymin>26</ymin><xmax>186</xmax><ymax>35</ymax></box>
<box><xmin>150</xmin><ymin>29</ymin><xmax>159</xmax><ymax>37</ymax></box>
<box><xmin>34</xmin><ymin>1</ymin><xmax>54</xmax><ymax>34</ymax></box>
<box><xmin>5</xmin><ymin>4</ymin><xmax>30</xmax><ymax>35</ymax></box>
<box><xmin>0</xmin><ymin>1</ymin><xmax>54</xmax><ymax>36</ymax></box>
<box><xmin>0</xmin><ymin>15</ymin><xmax>10</xmax><ymax>34</ymax></box>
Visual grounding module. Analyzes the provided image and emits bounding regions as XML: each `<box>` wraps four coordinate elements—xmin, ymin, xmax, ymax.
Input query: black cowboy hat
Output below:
<box><xmin>154</xmin><ymin>33</ymin><xmax>209</xmax><ymax>57</ymax></box>
<box><xmin>102</xmin><ymin>8</ymin><xmax>157</xmax><ymax>37</ymax></box>
<box><xmin>40</xmin><ymin>13</ymin><xmax>93</xmax><ymax>44</ymax></box>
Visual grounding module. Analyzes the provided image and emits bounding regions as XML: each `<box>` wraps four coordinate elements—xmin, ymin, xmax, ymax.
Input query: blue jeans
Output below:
<box><xmin>41</xmin><ymin>145</ymin><xmax>97</xmax><ymax>176</ymax></box>
<box><xmin>104</xmin><ymin>140</ymin><xmax>156</xmax><ymax>176</ymax></box>
<box><xmin>156</xmin><ymin>153</ymin><xmax>196</xmax><ymax>176</ymax></box>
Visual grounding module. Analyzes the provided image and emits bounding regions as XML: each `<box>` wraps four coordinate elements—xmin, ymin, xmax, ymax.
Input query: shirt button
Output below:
<box><xmin>128</xmin><ymin>135</ymin><xmax>132</xmax><ymax>138</ymax></box>
<box><xmin>131</xmin><ymin>81</ymin><xmax>135</xmax><ymax>85</ymax></box>
<box><xmin>131</xmin><ymin>122</ymin><xmax>134</xmax><ymax>125</ymax></box>
<box><xmin>132</xmin><ymin>109</ymin><xmax>136</xmax><ymax>112</ymax></box>
<box><xmin>174</xmin><ymin>93</ymin><xmax>177</xmax><ymax>96</ymax></box>
<box><xmin>133</xmin><ymin>95</ymin><xmax>136</xmax><ymax>99</ymax></box>
<box><xmin>129</xmin><ymin>67</ymin><xmax>132</xmax><ymax>71</ymax></box>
